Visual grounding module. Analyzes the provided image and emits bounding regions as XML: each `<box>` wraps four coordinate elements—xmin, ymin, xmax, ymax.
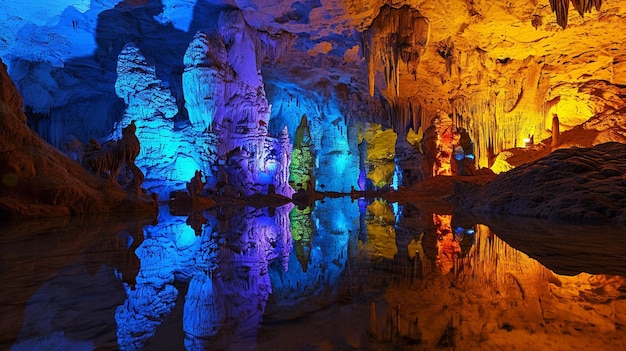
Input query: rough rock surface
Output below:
<box><xmin>455</xmin><ymin>142</ymin><xmax>626</xmax><ymax>224</ymax></box>
<box><xmin>0</xmin><ymin>59</ymin><xmax>157</xmax><ymax>219</ymax></box>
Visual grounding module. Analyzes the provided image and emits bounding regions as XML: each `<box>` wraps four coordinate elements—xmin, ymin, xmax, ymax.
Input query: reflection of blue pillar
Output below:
<box><xmin>115</xmin><ymin>206</ymin><xmax>212</xmax><ymax>350</ymax></box>
<box><xmin>393</xmin><ymin>162</ymin><xmax>401</xmax><ymax>190</ymax></box>
<box><xmin>184</xmin><ymin>273</ymin><xmax>222</xmax><ymax>350</ymax></box>
<box><xmin>358</xmin><ymin>197</ymin><xmax>368</xmax><ymax>244</ymax></box>
<box><xmin>267</xmin><ymin>197</ymin><xmax>359</xmax><ymax>316</ymax></box>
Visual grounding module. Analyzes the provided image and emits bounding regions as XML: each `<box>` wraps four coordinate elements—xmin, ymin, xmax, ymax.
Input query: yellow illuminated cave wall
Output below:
<box><xmin>362</xmin><ymin>123</ymin><xmax>397</xmax><ymax>187</ymax></box>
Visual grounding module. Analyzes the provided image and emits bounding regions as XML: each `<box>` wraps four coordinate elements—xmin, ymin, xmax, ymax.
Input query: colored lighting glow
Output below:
<box><xmin>173</xmin><ymin>155</ymin><xmax>202</xmax><ymax>184</ymax></box>
<box><xmin>363</xmin><ymin>124</ymin><xmax>397</xmax><ymax>188</ymax></box>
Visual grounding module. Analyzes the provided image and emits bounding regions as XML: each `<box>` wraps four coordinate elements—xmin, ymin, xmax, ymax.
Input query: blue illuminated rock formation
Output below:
<box><xmin>101</xmin><ymin>9</ymin><xmax>298</xmax><ymax>198</ymax></box>
<box><xmin>111</xmin><ymin>42</ymin><xmax>217</xmax><ymax>198</ymax></box>
<box><xmin>267</xmin><ymin>84</ymin><xmax>361</xmax><ymax>192</ymax></box>
<box><xmin>0</xmin><ymin>1</ymin><xmax>384</xmax><ymax>198</ymax></box>
<box><xmin>182</xmin><ymin>32</ymin><xmax>228</xmax><ymax>133</ymax></box>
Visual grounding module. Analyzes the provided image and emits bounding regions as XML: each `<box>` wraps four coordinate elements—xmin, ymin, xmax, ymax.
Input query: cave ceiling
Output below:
<box><xmin>238</xmin><ymin>0</ymin><xmax>626</xmax><ymax>115</ymax></box>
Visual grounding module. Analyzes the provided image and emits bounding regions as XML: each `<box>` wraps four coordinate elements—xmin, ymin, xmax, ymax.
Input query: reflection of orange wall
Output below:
<box><xmin>382</xmin><ymin>222</ymin><xmax>626</xmax><ymax>349</ymax></box>
<box><xmin>433</xmin><ymin>214</ymin><xmax>460</xmax><ymax>274</ymax></box>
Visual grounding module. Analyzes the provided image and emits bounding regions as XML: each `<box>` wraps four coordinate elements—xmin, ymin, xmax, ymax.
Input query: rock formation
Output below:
<box><xmin>0</xmin><ymin>59</ymin><xmax>156</xmax><ymax>219</ymax></box>
<box><xmin>83</xmin><ymin>120</ymin><xmax>144</xmax><ymax>192</ymax></box>
<box><xmin>455</xmin><ymin>142</ymin><xmax>626</xmax><ymax>224</ymax></box>
<box><xmin>289</xmin><ymin>114</ymin><xmax>315</xmax><ymax>191</ymax></box>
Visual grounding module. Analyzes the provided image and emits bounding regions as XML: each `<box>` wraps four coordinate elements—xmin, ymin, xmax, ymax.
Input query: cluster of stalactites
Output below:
<box><xmin>387</xmin><ymin>99</ymin><xmax>431</xmax><ymax>135</ymax></box>
<box><xmin>549</xmin><ymin>0</ymin><xmax>602</xmax><ymax>28</ymax></box>
<box><xmin>254</xmin><ymin>29</ymin><xmax>296</xmax><ymax>67</ymax></box>
<box><xmin>362</xmin><ymin>4</ymin><xmax>429</xmax><ymax>97</ymax></box>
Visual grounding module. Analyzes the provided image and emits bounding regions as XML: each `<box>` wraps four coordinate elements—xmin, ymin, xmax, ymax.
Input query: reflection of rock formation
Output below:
<box><xmin>289</xmin><ymin>205</ymin><xmax>314</xmax><ymax>272</ymax></box>
<box><xmin>266</xmin><ymin>197</ymin><xmax>359</xmax><ymax>320</ymax></box>
<box><xmin>183</xmin><ymin>272</ymin><xmax>223</xmax><ymax>349</ymax></box>
<box><xmin>115</xmin><ymin>207</ymin><xmax>219</xmax><ymax>350</ymax></box>
<box><xmin>183</xmin><ymin>204</ymin><xmax>293</xmax><ymax>349</ymax></box>
<box><xmin>378</xmin><ymin>224</ymin><xmax>626</xmax><ymax>350</ymax></box>
<box><xmin>421</xmin><ymin>213</ymin><xmax>461</xmax><ymax>275</ymax></box>
<box><xmin>433</xmin><ymin>214</ymin><xmax>461</xmax><ymax>274</ymax></box>
<box><xmin>364</xmin><ymin>199</ymin><xmax>397</xmax><ymax>258</ymax></box>
<box><xmin>393</xmin><ymin>203</ymin><xmax>425</xmax><ymax>284</ymax></box>
<box><xmin>4</xmin><ymin>215</ymin><xmax>153</xmax><ymax>350</ymax></box>
<box><xmin>116</xmin><ymin>283</ymin><xmax>179</xmax><ymax>350</ymax></box>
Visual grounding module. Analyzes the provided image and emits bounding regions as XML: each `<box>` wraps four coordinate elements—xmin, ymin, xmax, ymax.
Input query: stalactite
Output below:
<box><xmin>451</xmin><ymin>95</ymin><xmax>495</xmax><ymax>168</ymax></box>
<box><xmin>549</xmin><ymin>0</ymin><xmax>602</xmax><ymax>28</ymax></box>
<box><xmin>571</xmin><ymin>0</ymin><xmax>603</xmax><ymax>17</ymax></box>
<box><xmin>436</xmin><ymin>37</ymin><xmax>455</xmax><ymax>77</ymax></box>
<box><xmin>362</xmin><ymin>5</ymin><xmax>429</xmax><ymax>97</ymax></box>
<box><xmin>549</xmin><ymin>0</ymin><xmax>570</xmax><ymax>28</ymax></box>
<box><xmin>385</xmin><ymin>99</ymin><xmax>429</xmax><ymax>136</ymax></box>
<box><xmin>254</xmin><ymin>29</ymin><xmax>296</xmax><ymax>67</ymax></box>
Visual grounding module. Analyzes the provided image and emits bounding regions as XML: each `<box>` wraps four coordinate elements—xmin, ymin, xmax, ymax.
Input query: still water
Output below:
<box><xmin>1</xmin><ymin>197</ymin><xmax>625</xmax><ymax>351</ymax></box>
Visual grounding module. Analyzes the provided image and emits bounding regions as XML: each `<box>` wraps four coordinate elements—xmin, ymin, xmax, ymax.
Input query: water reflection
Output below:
<box><xmin>2</xmin><ymin>198</ymin><xmax>625</xmax><ymax>350</ymax></box>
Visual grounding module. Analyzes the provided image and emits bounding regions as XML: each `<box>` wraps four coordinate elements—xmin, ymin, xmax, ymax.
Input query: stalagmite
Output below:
<box><xmin>183</xmin><ymin>32</ymin><xmax>230</xmax><ymax>132</ymax></box>
<box><xmin>290</xmin><ymin>114</ymin><xmax>315</xmax><ymax>190</ymax></box>
<box><xmin>551</xmin><ymin>113</ymin><xmax>560</xmax><ymax>147</ymax></box>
